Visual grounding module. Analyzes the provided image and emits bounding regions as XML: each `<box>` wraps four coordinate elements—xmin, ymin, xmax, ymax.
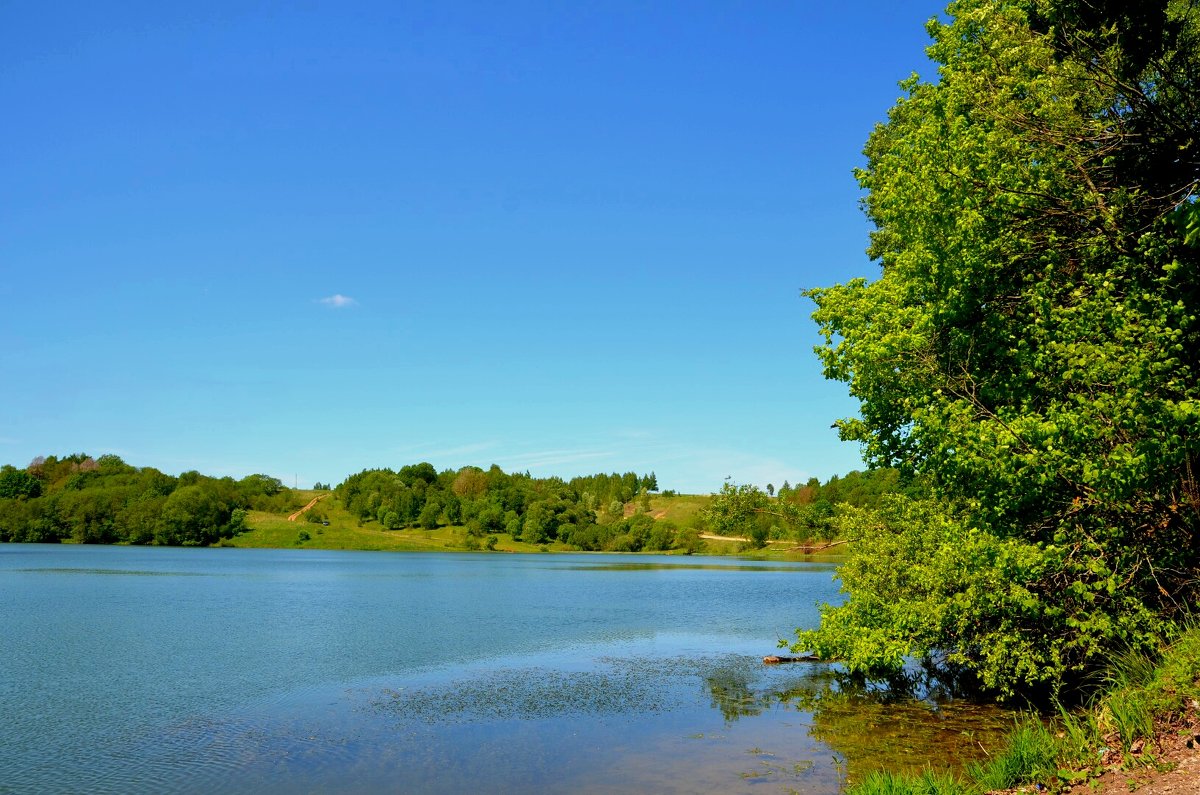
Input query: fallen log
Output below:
<box><xmin>762</xmin><ymin>654</ymin><xmax>826</xmax><ymax>664</ymax></box>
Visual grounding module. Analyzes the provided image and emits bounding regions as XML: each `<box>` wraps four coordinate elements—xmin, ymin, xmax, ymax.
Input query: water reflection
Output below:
<box><xmin>369</xmin><ymin>651</ymin><xmax>1017</xmax><ymax>788</ymax></box>
<box><xmin>702</xmin><ymin>660</ymin><xmax>1018</xmax><ymax>780</ymax></box>
<box><xmin>552</xmin><ymin>560</ymin><xmax>839</xmax><ymax>574</ymax></box>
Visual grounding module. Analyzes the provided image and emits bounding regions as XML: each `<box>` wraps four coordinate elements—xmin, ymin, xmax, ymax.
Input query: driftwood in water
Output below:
<box><xmin>762</xmin><ymin>654</ymin><xmax>826</xmax><ymax>664</ymax></box>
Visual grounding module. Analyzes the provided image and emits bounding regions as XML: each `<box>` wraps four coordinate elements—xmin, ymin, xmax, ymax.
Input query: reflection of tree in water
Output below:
<box><xmin>702</xmin><ymin>662</ymin><xmax>1018</xmax><ymax>778</ymax></box>
<box><xmin>703</xmin><ymin>662</ymin><xmax>781</xmax><ymax>721</ymax></box>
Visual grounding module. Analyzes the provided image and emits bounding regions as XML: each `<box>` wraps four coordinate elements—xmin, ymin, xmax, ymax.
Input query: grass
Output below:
<box><xmin>852</xmin><ymin>768</ymin><xmax>968</xmax><ymax>795</ymax></box>
<box><xmin>642</xmin><ymin>493</ymin><xmax>711</xmax><ymax>527</ymax></box>
<box><xmin>966</xmin><ymin>719</ymin><xmax>1060</xmax><ymax>791</ymax></box>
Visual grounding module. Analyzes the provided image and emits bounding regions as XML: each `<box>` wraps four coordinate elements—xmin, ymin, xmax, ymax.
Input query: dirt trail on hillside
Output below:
<box><xmin>287</xmin><ymin>494</ymin><xmax>327</xmax><ymax>522</ymax></box>
<box><xmin>698</xmin><ymin>532</ymin><xmax>795</xmax><ymax>545</ymax></box>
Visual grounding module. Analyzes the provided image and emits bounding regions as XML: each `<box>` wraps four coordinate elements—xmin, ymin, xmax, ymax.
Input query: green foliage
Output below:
<box><xmin>675</xmin><ymin>527</ymin><xmax>705</xmax><ymax>555</ymax></box>
<box><xmin>703</xmin><ymin>484</ymin><xmax>783</xmax><ymax>544</ymax></box>
<box><xmin>0</xmin><ymin>453</ymin><xmax>272</xmax><ymax>546</ymax></box>
<box><xmin>568</xmin><ymin>471</ymin><xmax>658</xmax><ymax>506</ymax></box>
<box><xmin>849</xmin><ymin>768</ymin><xmax>968</xmax><ymax>795</ymax></box>
<box><xmin>804</xmin><ymin>0</ymin><xmax>1200</xmax><ymax>695</ymax></box>
<box><xmin>331</xmin><ymin>462</ymin><xmax>708</xmax><ymax>554</ymax></box>
<box><xmin>0</xmin><ymin>467</ymin><xmax>42</xmax><ymax>499</ymax></box>
<box><xmin>704</xmin><ymin>471</ymin><xmax>911</xmax><ymax>545</ymax></box>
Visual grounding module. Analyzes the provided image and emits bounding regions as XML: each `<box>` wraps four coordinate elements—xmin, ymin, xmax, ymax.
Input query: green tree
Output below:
<box><xmin>0</xmin><ymin>468</ymin><xmax>42</xmax><ymax>500</ymax></box>
<box><xmin>522</xmin><ymin>501</ymin><xmax>555</xmax><ymax>545</ymax></box>
<box><xmin>417</xmin><ymin>499</ymin><xmax>440</xmax><ymax>530</ymax></box>
<box><xmin>159</xmin><ymin>484</ymin><xmax>225</xmax><ymax>546</ymax></box>
<box><xmin>703</xmin><ymin>483</ymin><xmax>814</xmax><ymax>544</ymax></box>
<box><xmin>675</xmin><ymin>527</ymin><xmax>705</xmax><ymax>555</ymax></box>
<box><xmin>645</xmin><ymin>520</ymin><xmax>677</xmax><ymax>552</ymax></box>
<box><xmin>800</xmin><ymin>0</ymin><xmax>1200</xmax><ymax>696</ymax></box>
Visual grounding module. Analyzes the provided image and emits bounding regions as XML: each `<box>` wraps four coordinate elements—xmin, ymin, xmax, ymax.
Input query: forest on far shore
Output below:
<box><xmin>0</xmin><ymin>452</ymin><xmax>903</xmax><ymax>552</ymax></box>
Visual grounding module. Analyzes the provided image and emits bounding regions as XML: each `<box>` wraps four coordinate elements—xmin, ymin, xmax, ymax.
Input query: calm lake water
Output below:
<box><xmin>0</xmin><ymin>545</ymin><xmax>1015</xmax><ymax>794</ymax></box>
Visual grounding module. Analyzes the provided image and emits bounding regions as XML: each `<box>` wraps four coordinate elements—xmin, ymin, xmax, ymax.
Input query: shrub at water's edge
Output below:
<box><xmin>802</xmin><ymin>0</ymin><xmax>1200</xmax><ymax>698</ymax></box>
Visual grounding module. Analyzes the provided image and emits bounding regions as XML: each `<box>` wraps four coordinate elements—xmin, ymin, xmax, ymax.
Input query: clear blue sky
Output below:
<box><xmin>1</xmin><ymin>1</ymin><xmax>942</xmax><ymax>493</ymax></box>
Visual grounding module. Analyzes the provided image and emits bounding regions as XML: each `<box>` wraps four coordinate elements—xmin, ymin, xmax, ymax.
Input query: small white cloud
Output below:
<box><xmin>318</xmin><ymin>294</ymin><xmax>357</xmax><ymax>309</ymax></box>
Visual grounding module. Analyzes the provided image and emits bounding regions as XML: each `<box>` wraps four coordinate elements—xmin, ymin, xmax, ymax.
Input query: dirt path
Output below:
<box><xmin>287</xmin><ymin>494</ymin><xmax>327</xmax><ymax>522</ymax></box>
<box><xmin>698</xmin><ymin>533</ymin><xmax>794</xmax><ymax>545</ymax></box>
<box><xmin>698</xmin><ymin>532</ymin><xmax>751</xmax><ymax>543</ymax></box>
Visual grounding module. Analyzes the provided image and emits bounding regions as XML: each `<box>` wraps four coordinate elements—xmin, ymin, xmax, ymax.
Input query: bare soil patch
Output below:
<box><xmin>1077</xmin><ymin>707</ymin><xmax>1200</xmax><ymax>795</ymax></box>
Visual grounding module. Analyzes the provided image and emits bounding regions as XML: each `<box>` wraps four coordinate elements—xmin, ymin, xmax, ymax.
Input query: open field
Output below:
<box><xmin>225</xmin><ymin>495</ymin><xmax>573</xmax><ymax>553</ymax></box>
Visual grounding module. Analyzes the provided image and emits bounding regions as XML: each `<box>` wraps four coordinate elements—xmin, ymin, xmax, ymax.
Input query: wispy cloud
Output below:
<box><xmin>495</xmin><ymin>449</ymin><xmax>615</xmax><ymax>470</ymax></box>
<box><xmin>398</xmin><ymin>441</ymin><xmax>500</xmax><ymax>462</ymax></box>
<box><xmin>318</xmin><ymin>294</ymin><xmax>357</xmax><ymax>309</ymax></box>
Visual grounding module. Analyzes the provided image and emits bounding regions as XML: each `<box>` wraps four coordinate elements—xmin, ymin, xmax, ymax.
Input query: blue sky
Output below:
<box><xmin>1</xmin><ymin>1</ymin><xmax>942</xmax><ymax>493</ymax></box>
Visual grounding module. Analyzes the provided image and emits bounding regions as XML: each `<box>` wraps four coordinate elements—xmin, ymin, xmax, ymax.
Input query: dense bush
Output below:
<box><xmin>799</xmin><ymin>0</ymin><xmax>1200</xmax><ymax>696</ymax></box>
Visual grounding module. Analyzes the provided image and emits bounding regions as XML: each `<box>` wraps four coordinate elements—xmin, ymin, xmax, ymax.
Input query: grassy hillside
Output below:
<box><xmin>640</xmin><ymin>493</ymin><xmax>710</xmax><ymax>526</ymax></box>
<box><xmin>228</xmin><ymin>490</ymin><xmax>838</xmax><ymax>559</ymax></box>
<box><xmin>228</xmin><ymin>490</ymin><xmax>598</xmax><ymax>553</ymax></box>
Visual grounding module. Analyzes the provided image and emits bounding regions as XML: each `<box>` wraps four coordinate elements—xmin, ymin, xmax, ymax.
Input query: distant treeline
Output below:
<box><xmin>1</xmin><ymin>453</ymin><xmax>909</xmax><ymax>551</ymax></box>
<box><xmin>336</xmin><ymin>465</ymin><xmax>681</xmax><ymax>552</ymax></box>
<box><xmin>0</xmin><ymin>454</ymin><xmax>302</xmax><ymax>545</ymax></box>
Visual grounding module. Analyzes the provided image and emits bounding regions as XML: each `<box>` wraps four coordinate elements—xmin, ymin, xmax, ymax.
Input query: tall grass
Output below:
<box><xmin>966</xmin><ymin>718</ymin><xmax>1059</xmax><ymax>791</ymax></box>
<box><xmin>1054</xmin><ymin>703</ymin><xmax>1103</xmax><ymax>770</ymax></box>
<box><xmin>851</xmin><ymin>768</ymin><xmax>969</xmax><ymax>795</ymax></box>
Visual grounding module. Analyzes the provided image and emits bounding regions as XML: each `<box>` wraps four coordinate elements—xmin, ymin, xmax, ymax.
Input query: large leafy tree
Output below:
<box><xmin>800</xmin><ymin>0</ymin><xmax>1200</xmax><ymax>695</ymax></box>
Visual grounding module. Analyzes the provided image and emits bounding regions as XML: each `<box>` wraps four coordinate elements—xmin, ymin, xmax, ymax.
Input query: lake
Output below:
<box><xmin>0</xmin><ymin>545</ymin><xmax>1014</xmax><ymax>794</ymax></box>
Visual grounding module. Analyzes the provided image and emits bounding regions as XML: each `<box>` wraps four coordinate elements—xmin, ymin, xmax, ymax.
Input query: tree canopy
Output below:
<box><xmin>0</xmin><ymin>454</ymin><xmax>299</xmax><ymax>546</ymax></box>
<box><xmin>799</xmin><ymin>0</ymin><xmax>1200</xmax><ymax>696</ymax></box>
